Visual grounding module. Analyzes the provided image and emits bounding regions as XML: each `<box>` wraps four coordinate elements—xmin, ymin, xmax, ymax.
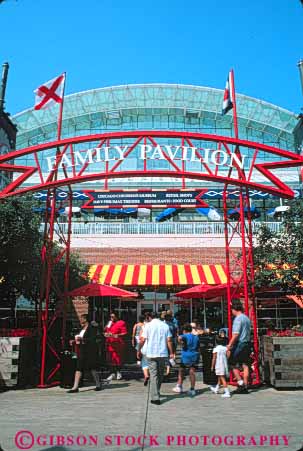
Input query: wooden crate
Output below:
<box><xmin>262</xmin><ymin>336</ymin><xmax>303</xmax><ymax>388</ymax></box>
<box><xmin>0</xmin><ymin>337</ymin><xmax>20</xmax><ymax>387</ymax></box>
<box><xmin>0</xmin><ymin>337</ymin><xmax>37</xmax><ymax>388</ymax></box>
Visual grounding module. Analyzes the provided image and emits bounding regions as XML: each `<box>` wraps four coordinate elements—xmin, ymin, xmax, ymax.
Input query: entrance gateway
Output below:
<box><xmin>1</xmin><ymin>129</ymin><xmax>302</xmax><ymax>388</ymax></box>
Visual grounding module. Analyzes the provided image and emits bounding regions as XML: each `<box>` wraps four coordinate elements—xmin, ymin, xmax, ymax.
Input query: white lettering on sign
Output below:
<box><xmin>46</xmin><ymin>144</ymin><xmax>246</xmax><ymax>173</ymax></box>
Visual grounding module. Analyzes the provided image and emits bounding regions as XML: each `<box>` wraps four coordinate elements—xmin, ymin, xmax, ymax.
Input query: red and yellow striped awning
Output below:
<box><xmin>88</xmin><ymin>264</ymin><xmax>227</xmax><ymax>286</ymax></box>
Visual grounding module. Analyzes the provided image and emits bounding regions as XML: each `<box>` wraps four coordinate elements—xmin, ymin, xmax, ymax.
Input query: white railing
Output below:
<box><xmin>46</xmin><ymin>221</ymin><xmax>283</xmax><ymax>235</ymax></box>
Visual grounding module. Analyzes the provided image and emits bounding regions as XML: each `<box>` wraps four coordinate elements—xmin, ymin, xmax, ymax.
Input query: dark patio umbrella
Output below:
<box><xmin>155</xmin><ymin>208</ymin><xmax>183</xmax><ymax>222</ymax></box>
<box><xmin>67</xmin><ymin>283</ymin><xmax>138</xmax><ymax>298</ymax></box>
<box><xmin>82</xmin><ymin>208</ymin><xmax>138</xmax><ymax>218</ymax></box>
<box><xmin>227</xmin><ymin>206</ymin><xmax>260</xmax><ymax>220</ymax></box>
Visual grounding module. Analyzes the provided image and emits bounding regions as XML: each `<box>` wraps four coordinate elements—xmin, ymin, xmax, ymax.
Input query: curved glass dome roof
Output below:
<box><xmin>13</xmin><ymin>84</ymin><xmax>298</xmax><ymax>151</ymax></box>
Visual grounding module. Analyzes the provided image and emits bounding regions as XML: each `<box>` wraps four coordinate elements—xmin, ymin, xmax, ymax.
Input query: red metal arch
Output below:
<box><xmin>0</xmin><ymin>130</ymin><xmax>302</xmax><ymax>199</ymax></box>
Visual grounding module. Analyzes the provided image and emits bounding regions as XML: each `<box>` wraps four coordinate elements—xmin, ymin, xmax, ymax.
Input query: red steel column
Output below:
<box><xmin>223</xmin><ymin>185</ymin><xmax>260</xmax><ymax>385</ymax></box>
<box><xmin>61</xmin><ymin>187</ymin><xmax>73</xmax><ymax>350</ymax></box>
<box><xmin>223</xmin><ymin>184</ymin><xmax>232</xmax><ymax>340</ymax></box>
<box><xmin>245</xmin><ymin>187</ymin><xmax>260</xmax><ymax>384</ymax></box>
<box><xmin>38</xmin><ymin>186</ymin><xmax>73</xmax><ymax>388</ymax></box>
<box><xmin>38</xmin><ymin>188</ymin><xmax>58</xmax><ymax>388</ymax></box>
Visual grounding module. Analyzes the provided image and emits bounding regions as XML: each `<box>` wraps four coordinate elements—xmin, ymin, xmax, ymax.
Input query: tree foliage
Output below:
<box><xmin>0</xmin><ymin>196</ymin><xmax>87</xmax><ymax>306</ymax></box>
<box><xmin>254</xmin><ymin>199</ymin><xmax>303</xmax><ymax>294</ymax></box>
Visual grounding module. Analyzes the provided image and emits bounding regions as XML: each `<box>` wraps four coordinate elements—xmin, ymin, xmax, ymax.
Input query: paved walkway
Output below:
<box><xmin>0</xmin><ymin>378</ymin><xmax>302</xmax><ymax>451</ymax></box>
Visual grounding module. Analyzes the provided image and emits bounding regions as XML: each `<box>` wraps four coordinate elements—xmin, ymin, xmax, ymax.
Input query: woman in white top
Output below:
<box><xmin>137</xmin><ymin>315</ymin><xmax>152</xmax><ymax>386</ymax></box>
<box><xmin>132</xmin><ymin>315</ymin><xmax>145</xmax><ymax>351</ymax></box>
<box><xmin>67</xmin><ymin>314</ymin><xmax>101</xmax><ymax>393</ymax></box>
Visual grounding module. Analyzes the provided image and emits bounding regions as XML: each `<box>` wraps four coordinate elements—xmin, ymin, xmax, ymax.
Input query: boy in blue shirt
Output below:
<box><xmin>172</xmin><ymin>323</ymin><xmax>200</xmax><ymax>396</ymax></box>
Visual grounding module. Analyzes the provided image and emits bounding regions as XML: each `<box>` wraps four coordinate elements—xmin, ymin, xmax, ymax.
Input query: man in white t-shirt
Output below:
<box><xmin>139</xmin><ymin>311</ymin><xmax>174</xmax><ymax>405</ymax></box>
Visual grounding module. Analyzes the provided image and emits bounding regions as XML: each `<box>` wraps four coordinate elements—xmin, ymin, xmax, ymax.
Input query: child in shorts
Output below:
<box><xmin>210</xmin><ymin>335</ymin><xmax>231</xmax><ymax>398</ymax></box>
<box><xmin>172</xmin><ymin>323</ymin><xmax>200</xmax><ymax>397</ymax></box>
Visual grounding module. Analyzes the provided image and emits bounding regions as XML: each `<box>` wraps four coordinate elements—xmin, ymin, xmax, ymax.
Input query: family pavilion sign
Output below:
<box><xmin>45</xmin><ymin>144</ymin><xmax>246</xmax><ymax>173</ymax></box>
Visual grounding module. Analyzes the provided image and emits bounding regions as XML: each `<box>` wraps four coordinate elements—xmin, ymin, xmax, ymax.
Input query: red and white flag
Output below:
<box><xmin>222</xmin><ymin>71</ymin><xmax>233</xmax><ymax>115</ymax></box>
<box><xmin>34</xmin><ymin>73</ymin><xmax>65</xmax><ymax>110</ymax></box>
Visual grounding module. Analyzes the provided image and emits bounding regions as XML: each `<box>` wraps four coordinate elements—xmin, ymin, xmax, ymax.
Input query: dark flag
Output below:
<box><xmin>222</xmin><ymin>71</ymin><xmax>233</xmax><ymax>115</ymax></box>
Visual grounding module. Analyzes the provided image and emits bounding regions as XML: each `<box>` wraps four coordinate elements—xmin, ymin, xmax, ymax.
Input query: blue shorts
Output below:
<box><xmin>180</xmin><ymin>355</ymin><xmax>199</xmax><ymax>369</ymax></box>
<box><xmin>180</xmin><ymin>361</ymin><xmax>198</xmax><ymax>369</ymax></box>
<box><xmin>181</xmin><ymin>351</ymin><xmax>199</xmax><ymax>368</ymax></box>
<box><xmin>229</xmin><ymin>342</ymin><xmax>251</xmax><ymax>367</ymax></box>
<box><xmin>141</xmin><ymin>355</ymin><xmax>149</xmax><ymax>369</ymax></box>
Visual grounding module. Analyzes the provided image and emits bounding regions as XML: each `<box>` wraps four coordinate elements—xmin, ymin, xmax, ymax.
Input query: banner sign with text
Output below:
<box><xmin>81</xmin><ymin>189</ymin><xmax>210</xmax><ymax>208</ymax></box>
<box><xmin>32</xmin><ymin>188</ymin><xmax>301</xmax><ymax>203</ymax></box>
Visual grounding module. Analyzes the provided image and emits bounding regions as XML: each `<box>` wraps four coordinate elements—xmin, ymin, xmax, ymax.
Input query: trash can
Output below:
<box><xmin>199</xmin><ymin>335</ymin><xmax>217</xmax><ymax>385</ymax></box>
<box><xmin>201</xmin><ymin>348</ymin><xmax>217</xmax><ymax>385</ymax></box>
<box><xmin>60</xmin><ymin>350</ymin><xmax>77</xmax><ymax>388</ymax></box>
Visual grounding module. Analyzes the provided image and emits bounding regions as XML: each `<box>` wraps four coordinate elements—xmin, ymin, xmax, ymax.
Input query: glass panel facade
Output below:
<box><xmin>13</xmin><ymin>84</ymin><xmax>298</xmax><ymax>148</ymax></box>
<box><xmin>10</xmin><ymin>83</ymin><xmax>302</xmax><ymax>202</ymax></box>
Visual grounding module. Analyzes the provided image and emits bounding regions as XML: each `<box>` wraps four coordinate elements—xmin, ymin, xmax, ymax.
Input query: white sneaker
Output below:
<box><xmin>116</xmin><ymin>371</ymin><xmax>123</xmax><ymax>380</ymax></box>
<box><xmin>209</xmin><ymin>386</ymin><xmax>219</xmax><ymax>394</ymax></box>
<box><xmin>188</xmin><ymin>389</ymin><xmax>196</xmax><ymax>397</ymax></box>
<box><xmin>172</xmin><ymin>385</ymin><xmax>183</xmax><ymax>393</ymax></box>
<box><xmin>221</xmin><ymin>392</ymin><xmax>231</xmax><ymax>398</ymax></box>
<box><xmin>106</xmin><ymin>373</ymin><xmax>116</xmax><ymax>381</ymax></box>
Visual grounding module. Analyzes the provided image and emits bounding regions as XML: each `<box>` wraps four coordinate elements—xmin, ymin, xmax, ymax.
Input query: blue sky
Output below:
<box><xmin>1</xmin><ymin>0</ymin><xmax>303</xmax><ymax>115</ymax></box>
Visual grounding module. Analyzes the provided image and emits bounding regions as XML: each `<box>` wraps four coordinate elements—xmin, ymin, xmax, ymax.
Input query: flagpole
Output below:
<box><xmin>57</xmin><ymin>72</ymin><xmax>66</xmax><ymax>140</ymax></box>
<box><xmin>230</xmin><ymin>69</ymin><xmax>239</xmax><ymax>140</ymax></box>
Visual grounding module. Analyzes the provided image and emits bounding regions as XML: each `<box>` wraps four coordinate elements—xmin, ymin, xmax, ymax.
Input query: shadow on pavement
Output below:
<box><xmin>78</xmin><ymin>382</ymin><xmax>131</xmax><ymax>392</ymax></box>
<box><xmin>60</xmin><ymin>382</ymin><xmax>131</xmax><ymax>394</ymax></box>
<box><xmin>159</xmin><ymin>387</ymin><xmax>209</xmax><ymax>404</ymax></box>
<box><xmin>248</xmin><ymin>383</ymin><xmax>269</xmax><ymax>392</ymax></box>
<box><xmin>102</xmin><ymin>382</ymin><xmax>131</xmax><ymax>390</ymax></box>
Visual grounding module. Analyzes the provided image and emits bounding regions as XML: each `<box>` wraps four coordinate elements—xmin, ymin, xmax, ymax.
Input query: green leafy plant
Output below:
<box><xmin>0</xmin><ymin>196</ymin><xmax>87</xmax><ymax>309</ymax></box>
<box><xmin>254</xmin><ymin>200</ymin><xmax>303</xmax><ymax>295</ymax></box>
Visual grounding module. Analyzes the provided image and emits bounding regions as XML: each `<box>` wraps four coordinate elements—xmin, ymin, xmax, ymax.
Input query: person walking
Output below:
<box><xmin>172</xmin><ymin>323</ymin><xmax>200</xmax><ymax>396</ymax></box>
<box><xmin>164</xmin><ymin>312</ymin><xmax>177</xmax><ymax>377</ymax></box>
<box><xmin>210</xmin><ymin>335</ymin><xmax>230</xmax><ymax>398</ymax></box>
<box><xmin>227</xmin><ymin>300</ymin><xmax>252</xmax><ymax>394</ymax></box>
<box><xmin>67</xmin><ymin>314</ymin><xmax>101</xmax><ymax>393</ymax></box>
<box><xmin>104</xmin><ymin>311</ymin><xmax>127</xmax><ymax>381</ymax></box>
<box><xmin>191</xmin><ymin>318</ymin><xmax>203</xmax><ymax>336</ymax></box>
<box><xmin>139</xmin><ymin>311</ymin><xmax>174</xmax><ymax>405</ymax></box>
<box><xmin>132</xmin><ymin>315</ymin><xmax>145</xmax><ymax>362</ymax></box>
<box><xmin>138</xmin><ymin>313</ymin><xmax>152</xmax><ymax>386</ymax></box>
<box><xmin>167</xmin><ymin>309</ymin><xmax>179</xmax><ymax>333</ymax></box>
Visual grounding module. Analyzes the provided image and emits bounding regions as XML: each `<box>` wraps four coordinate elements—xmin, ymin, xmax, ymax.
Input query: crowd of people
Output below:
<box><xmin>67</xmin><ymin>300</ymin><xmax>253</xmax><ymax>404</ymax></box>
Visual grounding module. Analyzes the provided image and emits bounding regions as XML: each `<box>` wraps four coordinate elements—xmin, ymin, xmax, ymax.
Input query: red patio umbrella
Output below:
<box><xmin>174</xmin><ymin>296</ymin><xmax>222</xmax><ymax>305</ymax></box>
<box><xmin>174</xmin><ymin>299</ymin><xmax>203</xmax><ymax>305</ymax></box>
<box><xmin>175</xmin><ymin>283</ymin><xmax>228</xmax><ymax>299</ymax></box>
<box><xmin>67</xmin><ymin>283</ymin><xmax>138</xmax><ymax>325</ymax></box>
<box><xmin>174</xmin><ymin>283</ymin><xmax>228</xmax><ymax>327</ymax></box>
<box><xmin>67</xmin><ymin>283</ymin><xmax>138</xmax><ymax>298</ymax></box>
